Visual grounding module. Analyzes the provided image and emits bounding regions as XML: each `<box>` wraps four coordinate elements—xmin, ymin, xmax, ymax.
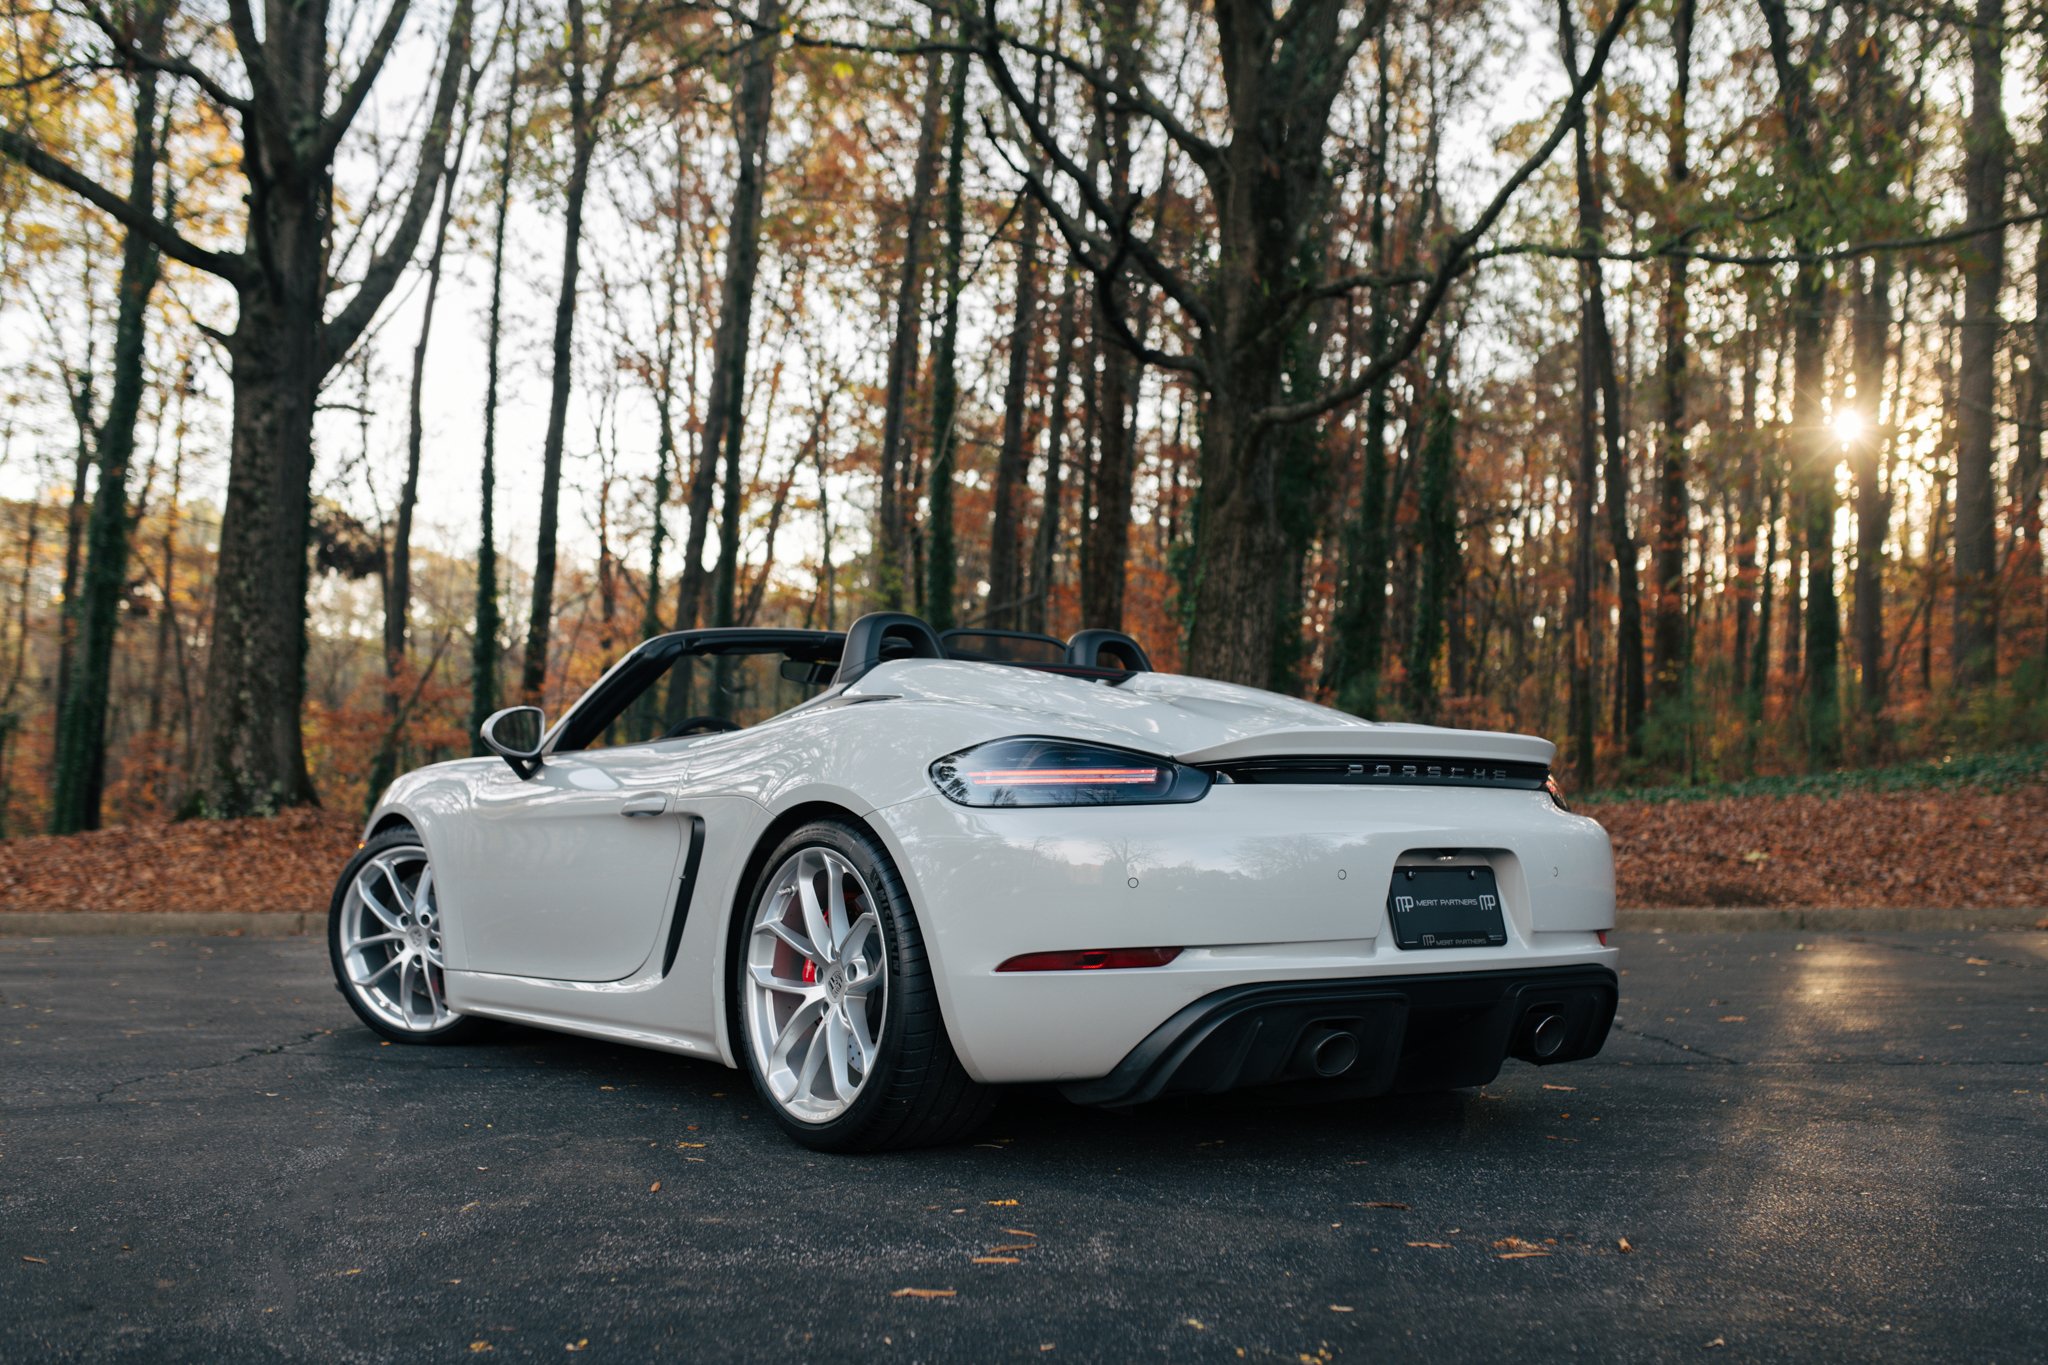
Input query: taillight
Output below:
<box><xmin>930</xmin><ymin>737</ymin><xmax>1210</xmax><ymax>808</ymax></box>
<box><xmin>1544</xmin><ymin>775</ymin><xmax>1571</xmax><ymax>811</ymax></box>
<box><xmin>996</xmin><ymin>947</ymin><xmax>1183</xmax><ymax>972</ymax></box>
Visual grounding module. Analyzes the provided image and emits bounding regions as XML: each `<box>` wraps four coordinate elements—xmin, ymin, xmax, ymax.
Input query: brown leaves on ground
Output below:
<box><xmin>1599</xmin><ymin>784</ymin><xmax>2048</xmax><ymax>909</ymax></box>
<box><xmin>4</xmin><ymin>784</ymin><xmax>2047</xmax><ymax>916</ymax></box>
<box><xmin>0</xmin><ymin>808</ymin><xmax>359</xmax><ymax>914</ymax></box>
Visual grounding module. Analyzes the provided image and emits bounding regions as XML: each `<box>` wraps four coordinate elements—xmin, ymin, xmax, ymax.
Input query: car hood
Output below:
<box><xmin>847</xmin><ymin>660</ymin><xmax>1556</xmax><ymax>767</ymax></box>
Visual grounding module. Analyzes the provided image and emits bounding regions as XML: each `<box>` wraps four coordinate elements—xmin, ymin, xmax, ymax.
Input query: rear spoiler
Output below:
<box><xmin>1174</xmin><ymin>727</ymin><xmax>1556</xmax><ymax>768</ymax></box>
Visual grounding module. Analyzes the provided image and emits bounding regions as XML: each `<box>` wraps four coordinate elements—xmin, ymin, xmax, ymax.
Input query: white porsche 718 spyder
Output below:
<box><xmin>330</xmin><ymin>612</ymin><xmax>1618</xmax><ymax>1151</ymax></box>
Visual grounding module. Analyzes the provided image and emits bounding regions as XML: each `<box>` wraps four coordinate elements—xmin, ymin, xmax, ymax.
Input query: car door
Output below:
<box><xmin>455</xmin><ymin>744</ymin><xmax>689</xmax><ymax>982</ymax></box>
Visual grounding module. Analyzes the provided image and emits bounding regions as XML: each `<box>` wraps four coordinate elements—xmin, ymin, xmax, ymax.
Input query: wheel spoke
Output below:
<box><xmin>414</xmin><ymin>865</ymin><xmax>435</xmax><ymax>919</ymax></box>
<box><xmin>750</xmin><ymin>961</ymin><xmax>818</xmax><ymax>997</ymax></box>
<box><xmin>356</xmin><ymin>875</ymin><xmax>403</xmax><ymax>932</ymax></box>
<box><xmin>768</xmin><ymin>997</ymin><xmax>827</xmax><ymax>1073</ymax></box>
<box><xmin>353</xmin><ymin>932</ymin><xmax>405</xmax><ymax>949</ymax></box>
<box><xmin>795</xmin><ymin>867</ymin><xmax>834</xmax><ymax>965</ymax></box>
<box><xmin>840</xmin><ymin>910</ymin><xmax>880</xmax><ymax>963</ymax></box>
<box><xmin>354</xmin><ymin>952</ymin><xmax>406</xmax><ymax>988</ymax></box>
<box><xmin>375</xmin><ymin>859</ymin><xmax>416</xmax><ymax>917</ymax></box>
<box><xmin>826</xmin><ymin>872</ymin><xmax>849</xmax><ymax>954</ymax></box>
<box><xmin>754</xmin><ymin>917</ymin><xmax>821</xmax><ymax>965</ymax></box>
<box><xmin>793</xmin><ymin>1025</ymin><xmax>827</xmax><ymax>1103</ymax></box>
<box><xmin>422</xmin><ymin>960</ymin><xmax>444</xmax><ymax>1020</ymax></box>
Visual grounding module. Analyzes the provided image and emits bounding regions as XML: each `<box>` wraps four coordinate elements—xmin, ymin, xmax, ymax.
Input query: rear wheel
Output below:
<box><xmin>329</xmin><ymin>827</ymin><xmax>481</xmax><ymax>1044</ymax></box>
<box><xmin>736</xmin><ymin>819</ymin><xmax>994</xmax><ymax>1151</ymax></box>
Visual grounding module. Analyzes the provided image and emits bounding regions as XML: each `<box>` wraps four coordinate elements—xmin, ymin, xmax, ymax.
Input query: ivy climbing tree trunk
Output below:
<box><xmin>48</xmin><ymin>4</ymin><xmax>167</xmax><ymax>834</ymax></box>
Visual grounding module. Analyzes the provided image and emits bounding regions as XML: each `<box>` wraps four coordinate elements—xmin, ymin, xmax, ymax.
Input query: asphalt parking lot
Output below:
<box><xmin>3</xmin><ymin>929</ymin><xmax>2043</xmax><ymax>1363</ymax></box>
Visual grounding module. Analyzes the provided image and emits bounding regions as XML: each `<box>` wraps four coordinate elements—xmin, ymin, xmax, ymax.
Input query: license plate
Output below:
<box><xmin>1387</xmin><ymin>865</ymin><xmax>1508</xmax><ymax>949</ymax></box>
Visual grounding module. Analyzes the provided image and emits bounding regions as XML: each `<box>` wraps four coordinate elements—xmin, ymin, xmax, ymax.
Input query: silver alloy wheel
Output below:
<box><xmin>743</xmin><ymin>846</ymin><xmax>889</xmax><ymax>1124</ymax></box>
<box><xmin>337</xmin><ymin>844</ymin><xmax>459</xmax><ymax>1033</ymax></box>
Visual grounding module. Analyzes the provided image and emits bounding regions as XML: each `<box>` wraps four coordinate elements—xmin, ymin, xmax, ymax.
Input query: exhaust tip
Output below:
<box><xmin>1297</xmin><ymin>1027</ymin><xmax>1361</xmax><ymax>1079</ymax></box>
<box><xmin>1529</xmin><ymin>1012</ymin><xmax>1566</xmax><ymax>1060</ymax></box>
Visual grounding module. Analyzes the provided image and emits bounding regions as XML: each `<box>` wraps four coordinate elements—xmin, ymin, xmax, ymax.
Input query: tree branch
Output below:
<box><xmin>321</xmin><ymin>0</ymin><xmax>476</xmax><ymax>364</ymax></box>
<box><xmin>320</xmin><ymin>0</ymin><xmax>417</xmax><ymax>164</ymax></box>
<box><xmin>0</xmin><ymin>125</ymin><xmax>246</xmax><ymax>282</ymax></box>
<box><xmin>1255</xmin><ymin>0</ymin><xmax>1642</xmax><ymax>428</ymax></box>
<box><xmin>80</xmin><ymin>5</ymin><xmax>252</xmax><ymax>112</ymax></box>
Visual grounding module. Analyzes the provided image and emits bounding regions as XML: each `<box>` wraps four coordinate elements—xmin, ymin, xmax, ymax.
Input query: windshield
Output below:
<box><xmin>549</xmin><ymin>631</ymin><xmax>844</xmax><ymax>753</ymax></box>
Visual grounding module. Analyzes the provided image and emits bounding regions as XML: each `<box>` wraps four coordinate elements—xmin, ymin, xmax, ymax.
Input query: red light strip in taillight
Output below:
<box><xmin>965</xmin><ymin>767</ymin><xmax>1163</xmax><ymax>786</ymax></box>
<box><xmin>995</xmin><ymin>947</ymin><xmax>1183</xmax><ymax>972</ymax></box>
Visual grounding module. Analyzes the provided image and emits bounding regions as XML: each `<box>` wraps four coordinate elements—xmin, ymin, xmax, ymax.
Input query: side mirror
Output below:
<box><xmin>481</xmin><ymin>705</ymin><xmax>546</xmax><ymax>778</ymax></box>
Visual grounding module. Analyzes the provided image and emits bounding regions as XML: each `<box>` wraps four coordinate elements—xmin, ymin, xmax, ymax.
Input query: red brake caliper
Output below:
<box><xmin>799</xmin><ymin>877</ymin><xmax>828</xmax><ymax>984</ymax></box>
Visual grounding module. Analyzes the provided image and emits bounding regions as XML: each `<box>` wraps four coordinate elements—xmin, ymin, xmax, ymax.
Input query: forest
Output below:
<box><xmin>0</xmin><ymin>0</ymin><xmax>2043</xmax><ymax>833</ymax></box>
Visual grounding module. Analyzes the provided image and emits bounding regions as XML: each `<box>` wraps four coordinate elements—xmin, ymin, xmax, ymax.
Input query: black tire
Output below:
<box><xmin>733</xmin><ymin>818</ymin><xmax>996</xmax><ymax>1152</ymax></box>
<box><xmin>329</xmin><ymin>826</ymin><xmax>484</xmax><ymax>1045</ymax></box>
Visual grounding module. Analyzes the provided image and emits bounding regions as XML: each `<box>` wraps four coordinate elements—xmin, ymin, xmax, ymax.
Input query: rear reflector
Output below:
<box><xmin>1597</xmin><ymin>930</ymin><xmax>1609</xmax><ymax>947</ymax></box>
<box><xmin>996</xmin><ymin>947</ymin><xmax>1183</xmax><ymax>973</ymax></box>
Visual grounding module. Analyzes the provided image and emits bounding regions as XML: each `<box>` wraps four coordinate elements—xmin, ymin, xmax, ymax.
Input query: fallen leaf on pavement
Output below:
<box><xmin>1542</xmin><ymin>1083</ymin><xmax>1576</xmax><ymax>1091</ymax></box>
<box><xmin>469</xmin><ymin>1344</ymin><xmax>493</xmax><ymax>1355</ymax></box>
<box><xmin>565</xmin><ymin>1341</ymin><xmax>588</xmax><ymax>1353</ymax></box>
<box><xmin>648</xmin><ymin>1181</ymin><xmax>661</xmax><ymax>1193</ymax></box>
<box><xmin>1358</xmin><ymin>1201</ymin><xmax>1410</xmax><ymax>1210</ymax></box>
<box><xmin>986</xmin><ymin>1199</ymin><xmax>1019</xmax><ymax>1206</ymax></box>
<box><xmin>891</xmin><ymin>1288</ymin><xmax>956</xmax><ymax>1299</ymax></box>
<box><xmin>1618</xmin><ymin>1238</ymin><xmax>1634</xmax><ymax>1253</ymax></box>
<box><xmin>1497</xmin><ymin>1251</ymin><xmax>1551</xmax><ymax>1260</ymax></box>
<box><xmin>1719</xmin><ymin>1016</ymin><xmax>1746</xmax><ymax>1023</ymax></box>
<box><xmin>1406</xmin><ymin>1242</ymin><xmax>1451</xmax><ymax>1249</ymax></box>
<box><xmin>971</xmin><ymin>1256</ymin><xmax>1019</xmax><ymax>1265</ymax></box>
<box><xmin>1003</xmin><ymin>1229</ymin><xmax>1036</xmax><ymax>1238</ymax></box>
<box><xmin>21</xmin><ymin>1255</ymin><xmax>47</xmax><ymax>1264</ymax></box>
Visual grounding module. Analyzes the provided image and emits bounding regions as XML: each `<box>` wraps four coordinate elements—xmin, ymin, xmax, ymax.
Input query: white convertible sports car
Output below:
<box><xmin>331</xmin><ymin>612</ymin><xmax>1618</xmax><ymax>1151</ymax></box>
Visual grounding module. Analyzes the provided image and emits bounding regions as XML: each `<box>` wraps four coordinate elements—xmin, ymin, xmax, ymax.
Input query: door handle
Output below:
<box><xmin>620</xmin><ymin>794</ymin><xmax>670</xmax><ymax>818</ymax></box>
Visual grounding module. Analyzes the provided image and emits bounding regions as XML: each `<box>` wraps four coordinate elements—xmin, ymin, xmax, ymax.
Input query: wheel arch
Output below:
<box><xmin>713</xmin><ymin>798</ymin><xmax>955</xmax><ymax>1069</ymax></box>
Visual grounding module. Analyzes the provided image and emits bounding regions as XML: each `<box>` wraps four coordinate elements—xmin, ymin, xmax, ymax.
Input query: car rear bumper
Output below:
<box><xmin>1059</xmin><ymin>964</ymin><xmax>1618</xmax><ymax>1106</ymax></box>
<box><xmin>867</xmin><ymin>787</ymin><xmax>1617</xmax><ymax>1084</ymax></box>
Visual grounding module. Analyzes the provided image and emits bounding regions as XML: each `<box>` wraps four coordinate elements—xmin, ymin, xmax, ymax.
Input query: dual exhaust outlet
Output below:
<box><xmin>1289</xmin><ymin>1006</ymin><xmax>1569</xmax><ymax>1081</ymax></box>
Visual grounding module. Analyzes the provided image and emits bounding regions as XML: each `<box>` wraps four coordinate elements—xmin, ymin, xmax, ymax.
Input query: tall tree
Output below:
<box><xmin>521</xmin><ymin>0</ymin><xmax>642</xmax><ymax>704</ymax></box>
<box><xmin>872</xmin><ymin>38</ymin><xmax>948</xmax><ymax>610</ymax></box>
<box><xmin>472</xmin><ymin>6</ymin><xmax>525</xmax><ymax>753</ymax></box>
<box><xmin>1951</xmin><ymin>0</ymin><xmax>2007</xmax><ymax>688</ymax></box>
<box><xmin>1324</xmin><ymin>24</ymin><xmax>1395</xmax><ymax>717</ymax></box>
<box><xmin>3</xmin><ymin>0</ymin><xmax>477</xmax><ymax>815</ymax></box>
<box><xmin>987</xmin><ymin>186</ymin><xmax>1043</xmax><ymax>631</ymax></box>
<box><xmin>705</xmin><ymin>0</ymin><xmax>785</xmax><ymax>634</ymax></box>
<box><xmin>978</xmin><ymin>0</ymin><xmax>1641</xmax><ymax>683</ymax></box>
<box><xmin>1648</xmin><ymin>0</ymin><xmax>1695</xmax><ymax>708</ymax></box>
<box><xmin>1759</xmin><ymin>0</ymin><xmax>1843</xmax><ymax>761</ymax></box>
<box><xmin>371</xmin><ymin>32</ymin><xmax>491</xmax><ymax>804</ymax></box>
<box><xmin>1401</xmin><ymin>390</ymin><xmax>1458</xmax><ymax>720</ymax></box>
<box><xmin>1025</xmin><ymin>266</ymin><xmax>1077</xmax><ymax>634</ymax></box>
<box><xmin>924</xmin><ymin>46</ymin><xmax>970</xmax><ymax>631</ymax></box>
<box><xmin>47</xmin><ymin>0</ymin><xmax>170</xmax><ymax>834</ymax></box>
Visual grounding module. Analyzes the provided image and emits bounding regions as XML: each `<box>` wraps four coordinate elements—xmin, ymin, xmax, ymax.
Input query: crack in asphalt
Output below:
<box><xmin>94</xmin><ymin>1029</ymin><xmax>338</xmax><ymax>1103</ymax></box>
<box><xmin>1610</xmin><ymin>1020</ymin><xmax>1741</xmax><ymax>1064</ymax></box>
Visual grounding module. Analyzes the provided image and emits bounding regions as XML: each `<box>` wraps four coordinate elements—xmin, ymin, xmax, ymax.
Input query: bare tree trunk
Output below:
<box><xmin>1025</xmin><ymin>267</ymin><xmax>1076</xmax><ymax>635</ymax></box>
<box><xmin>472</xmin><ymin>9</ymin><xmax>522</xmax><ymax>751</ymax></box>
<box><xmin>986</xmin><ymin>190</ymin><xmax>1042</xmax><ymax>631</ymax></box>
<box><xmin>707</xmin><ymin>0</ymin><xmax>783</xmax><ymax>633</ymax></box>
<box><xmin>1952</xmin><ymin>0</ymin><xmax>2006</xmax><ymax>689</ymax></box>
<box><xmin>1079</xmin><ymin>0</ymin><xmax>1139</xmax><ymax>633</ymax></box>
<box><xmin>1648</xmin><ymin>0</ymin><xmax>1694</xmax><ymax>709</ymax></box>
<box><xmin>520</xmin><ymin>2</ymin><xmax>615</xmax><ymax>705</ymax></box>
<box><xmin>923</xmin><ymin>48</ymin><xmax>969</xmax><ymax>631</ymax></box>
<box><xmin>1851</xmin><ymin>256</ymin><xmax>1893</xmax><ymax>716</ymax></box>
<box><xmin>370</xmin><ymin>52</ymin><xmax>484</xmax><ymax>803</ymax></box>
<box><xmin>873</xmin><ymin>45</ymin><xmax>947</xmax><ymax>610</ymax></box>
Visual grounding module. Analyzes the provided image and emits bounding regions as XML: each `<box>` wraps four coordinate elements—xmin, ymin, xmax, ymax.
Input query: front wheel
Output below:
<box><xmin>735</xmin><ymin>819</ymin><xmax>994</xmax><ymax>1151</ymax></box>
<box><xmin>329</xmin><ymin>827</ymin><xmax>481</xmax><ymax>1044</ymax></box>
